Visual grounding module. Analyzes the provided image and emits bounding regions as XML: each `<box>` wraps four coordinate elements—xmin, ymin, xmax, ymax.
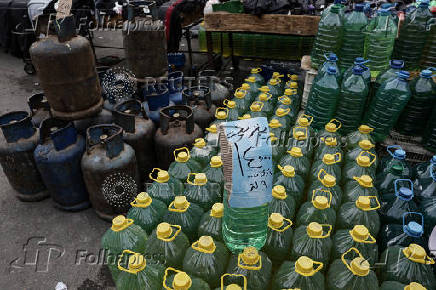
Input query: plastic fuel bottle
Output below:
<box><xmin>342</xmin><ymin>175</ymin><xmax>378</xmax><ymax>203</ymax></box>
<box><xmin>296</xmin><ymin>189</ymin><xmax>337</xmax><ymax>231</ymax></box>
<box><xmin>364</xmin><ymin>8</ymin><xmax>398</xmax><ymax>75</ymax></box>
<box><xmin>147</xmin><ymin>168</ymin><xmax>184</xmax><ymax>206</ymax></box>
<box><xmin>215</xmin><ymin>273</ymin><xmax>247</xmax><ymax>290</ymax></box>
<box><xmin>344</xmin><ymin>139</ymin><xmax>376</xmax><ymax>164</ymax></box>
<box><xmin>340</xmin><ymin>4</ymin><xmax>368</xmax><ymax>70</ymax></box>
<box><xmin>279</xmin><ymin>147</ymin><xmax>311</xmax><ymax>178</ymax></box>
<box><xmin>248</xmin><ymin>67</ymin><xmax>265</xmax><ymax>85</ymax></box>
<box><xmin>315</xmin><ymin>53</ymin><xmax>340</xmax><ymax>82</ymax></box>
<box><xmin>269</xmin><ymin>185</ymin><xmax>296</xmax><ymax>220</ymax></box>
<box><xmin>126</xmin><ymin>192</ymin><xmax>166</xmax><ymax>234</ymax></box>
<box><xmin>204</xmin><ymin>156</ymin><xmax>224</xmax><ymax>192</ymax></box>
<box><xmin>423</xmin><ymin>103</ymin><xmax>436</xmax><ymax>151</ymax></box>
<box><xmin>198</xmin><ymin>203</ymin><xmax>224</xmax><ymax>242</ymax></box>
<box><xmin>370</xmin><ymin>59</ymin><xmax>404</xmax><ymax>103</ymax></box>
<box><xmin>205</xmin><ymin>124</ymin><xmax>219</xmax><ymax>148</ymax></box>
<box><xmin>223</xmin><ymin>99</ymin><xmax>240</xmax><ymax>122</ymax></box>
<box><xmin>162</xmin><ymin>267</ymin><xmax>210</xmax><ymax>290</ymax></box>
<box><xmin>314</xmin><ymin>137</ymin><xmax>343</xmax><ymax>161</ymax></box>
<box><xmin>184</xmin><ymin>173</ymin><xmax>220</xmax><ymax>211</ymax></box>
<box><xmin>394</xmin><ymin>0</ymin><xmax>433</xmax><ymax>70</ymax></box>
<box><xmin>310</xmin><ymin>4</ymin><xmax>344</xmax><ymax>69</ymax></box>
<box><xmin>343</xmin><ymin>57</ymin><xmax>371</xmax><ymax>84</ymax></box>
<box><xmin>233</xmin><ymin>88</ymin><xmax>248</xmax><ymax>115</ymax></box>
<box><xmin>274</xmin><ymin>165</ymin><xmax>305</xmax><ymax>206</ymax></box>
<box><xmin>344</xmin><ymin>125</ymin><xmax>375</xmax><ymax>151</ymax></box>
<box><xmin>169</xmin><ymin>148</ymin><xmax>202</xmax><ymax>182</ymax></box>
<box><xmin>190</xmin><ymin>138</ymin><xmax>217</xmax><ymax>169</ymax></box>
<box><xmin>308</xmin><ymin>169</ymin><xmax>343</xmax><ymax>210</ymax></box>
<box><xmin>263</xmin><ymin>213</ymin><xmax>294</xmax><ymax>264</ymax></box>
<box><xmin>310</xmin><ymin>153</ymin><xmax>342</xmax><ymax>182</ymax></box>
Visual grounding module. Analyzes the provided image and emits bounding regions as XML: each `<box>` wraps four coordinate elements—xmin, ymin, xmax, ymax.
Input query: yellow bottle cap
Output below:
<box><xmin>217</xmin><ymin>111</ymin><xmax>227</xmax><ymax>120</ymax></box>
<box><xmin>322</xmin><ymin>154</ymin><xmax>335</xmax><ymax>164</ymax></box>
<box><xmin>194</xmin><ymin>138</ymin><xmax>206</xmax><ymax>148</ymax></box>
<box><xmin>194</xmin><ymin>173</ymin><xmax>207</xmax><ymax>185</ymax></box>
<box><xmin>351</xmin><ymin>225</ymin><xmax>370</xmax><ymax>241</ymax></box>
<box><xmin>173</xmin><ymin>272</ymin><xmax>192</xmax><ymax>290</ymax></box>
<box><xmin>174</xmin><ymin>196</ymin><xmax>189</xmax><ymax>209</ymax></box>
<box><xmin>177</xmin><ymin>151</ymin><xmax>189</xmax><ymax>162</ymax></box>
<box><xmin>157</xmin><ymin>222</ymin><xmax>173</xmax><ymax>239</ymax></box>
<box><xmin>276</xmin><ymin>108</ymin><xmax>288</xmax><ymax>117</ymax></box>
<box><xmin>295</xmin><ymin>256</ymin><xmax>314</xmax><ymax>274</ymax></box>
<box><xmin>128</xmin><ymin>253</ymin><xmax>146</xmax><ymax>270</ymax></box>
<box><xmin>269</xmin><ymin>78</ymin><xmax>279</xmax><ymax>85</ymax></box>
<box><xmin>350</xmin><ymin>257</ymin><xmax>370</xmax><ymax>276</ymax></box>
<box><xmin>324</xmin><ymin>137</ymin><xmax>337</xmax><ymax>146</ymax></box>
<box><xmin>272</xmin><ymin>72</ymin><xmax>281</xmax><ymax>78</ymax></box>
<box><xmin>206</xmin><ymin>124</ymin><xmax>217</xmax><ymax>133</ymax></box>
<box><xmin>279</xmin><ymin>96</ymin><xmax>291</xmax><ymax>105</ymax></box>
<box><xmin>241</xmin><ymin>247</ymin><xmax>260</xmax><ymax>265</ymax></box>
<box><xmin>289</xmin><ymin>147</ymin><xmax>303</xmax><ymax>157</ymax></box>
<box><xmin>259</xmin><ymin>93</ymin><xmax>269</xmax><ymax>101</ymax></box>
<box><xmin>357</xmin><ymin>175</ymin><xmax>373</xmax><ymax>187</ymax></box>
<box><xmin>405</xmin><ymin>282</ymin><xmax>427</xmax><ymax>290</ymax></box>
<box><xmin>356</xmin><ymin>155</ymin><xmax>371</xmax><ymax>167</ymax></box>
<box><xmin>211</xmin><ymin>203</ymin><xmax>224</xmax><ymax>218</ymax></box>
<box><xmin>325</xmin><ymin>122</ymin><xmax>337</xmax><ymax>132</ymax></box>
<box><xmin>246</xmin><ymin>76</ymin><xmax>256</xmax><ymax>83</ymax></box>
<box><xmin>251</xmin><ymin>68</ymin><xmax>261</xmax><ymax>74</ymax></box>
<box><xmin>290</xmin><ymin>74</ymin><xmax>298</xmax><ymax>81</ymax></box>
<box><xmin>313</xmin><ymin>196</ymin><xmax>329</xmax><ymax>209</ymax></box>
<box><xmin>112</xmin><ymin>215</ymin><xmax>127</xmax><ymax>231</ymax></box>
<box><xmin>157</xmin><ymin>170</ymin><xmax>170</xmax><ymax>183</ymax></box>
<box><xmin>250</xmin><ymin>103</ymin><xmax>261</xmax><ymax>112</ymax></box>
<box><xmin>239</xmin><ymin>114</ymin><xmax>251</xmax><ymax>120</ymax></box>
<box><xmin>134</xmin><ymin>192</ymin><xmax>152</xmax><ymax>206</ymax></box>
<box><xmin>355</xmin><ymin>196</ymin><xmax>371</xmax><ymax>210</ymax></box>
<box><xmin>226</xmin><ymin>284</ymin><xmax>242</xmax><ymax>290</ymax></box>
<box><xmin>235</xmin><ymin>91</ymin><xmax>245</xmax><ymax>99</ymax></box>
<box><xmin>226</xmin><ymin>100</ymin><xmax>236</xmax><ymax>108</ymax></box>
<box><xmin>210</xmin><ymin>156</ymin><xmax>223</xmax><ymax>167</ymax></box>
<box><xmin>259</xmin><ymin>86</ymin><xmax>270</xmax><ymax>92</ymax></box>
<box><xmin>359</xmin><ymin>140</ymin><xmax>374</xmax><ymax>150</ymax></box>
<box><xmin>269</xmin><ymin>213</ymin><xmax>285</xmax><ymax>229</ymax></box>
<box><xmin>294</xmin><ymin>131</ymin><xmax>305</xmax><ymax>139</ymax></box>
<box><xmin>298</xmin><ymin>117</ymin><xmax>309</xmax><ymax>127</ymax></box>
<box><xmin>269</xmin><ymin>119</ymin><xmax>282</xmax><ymax>128</ymax></box>
<box><xmin>307</xmin><ymin>222</ymin><xmax>323</xmax><ymax>237</ymax></box>
<box><xmin>198</xmin><ymin>236</ymin><xmax>215</xmax><ymax>252</ymax></box>
<box><xmin>290</xmin><ymin>81</ymin><xmax>298</xmax><ymax>89</ymax></box>
<box><xmin>241</xmin><ymin>83</ymin><xmax>250</xmax><ymax>90</ymax></box>
<box><xmin>322</xmin><ymin>174</ymin><xmax>336</xmax><ymax>187</ymax></box>
<box><xmin>284</xmin><ymin>88</ymin><xmax>294</xmax><ymax>96</ymax></box>
<box><xmin>272</xmin><ymin>185</ymin><xmax>287</xmax><ymax>199</ymax></box>
<box><xmin>358</xmin><ymin>125</ymin><xmax>373</xmax><ymax>134</ymax></box>
<box><xmin>282</xmin><ymin>165</ymin><xmax>295</xmax><ymax>177</ymax></box>
<box><xmin>404</xmin><ymin>244</ymin><xmax>427</xmax><ymax>260</ymax></box>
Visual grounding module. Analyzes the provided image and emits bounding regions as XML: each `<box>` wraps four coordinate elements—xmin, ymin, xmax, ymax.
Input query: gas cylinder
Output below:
<box><xmin>182</xmin><ymin>86</ymin><xmax>216</xmax><ymax>129</ymax></box>
<box><xmin>167</xmin><ymin>71</ymin><xmax>184</xmax><ymax>105</ymax></box>
<box><xmin>81</xmin><ymin>124</ymin><xmax>139</xmax><ymax>221</ymax></box>
<box><xmin>28</xmin><ymin>93</ymin><xmax>50</xmax><ymax>128</ymax></box>
<box><xmin>154</xmin><ymin>106</ymin><xmax>203</xmax><ymax>169</ymax></box>
<box><xmin>123</xmin><ymin>16</ymin><xmax>168</xmax><ymax>78</ymax></box>
<box><xmin>73</xmin><ymin>109</ymin><xmax>113</xmax><ymax>136</ymax></box>
<box><xmin>29</xmin><ymin>16</ymin><xmax>103</xmax><ymax>120</ymax></box>
<box><xmin>0</xmin><ymin>111</ymin><xmax>46</xmax><ymax>201</ymax></box>
<box><xmin>198</xmin><ymin>70</ymin><xmax>230</xmax><ymax>106</ymax></box>
<box><xmin>113</xmin><ymin>100</ymin><xmax>156</xmax><ymax>182</ymax></box>
<box><xmin>143</xmin><ymin>86</ymin><xmax>173</xmax><ymax>125</ymax></box>
<box><xmin>34</xmin><ymin>118</ymin><xmax>88</xmax><ymax>210</ymax></box>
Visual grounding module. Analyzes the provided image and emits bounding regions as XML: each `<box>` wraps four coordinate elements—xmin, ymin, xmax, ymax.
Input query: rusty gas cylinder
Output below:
<box><xmin>29</xmin><ymin>16</ymin><xmax>103</xmax><ymax>120</ymax></box>
<box><xmin>154</xmin><ymin>105</ymin><xmax>203</xmax><ymax>169</ymax></box>
<box><xmin>81</xmin><ymin>124</ymin><xmax>139</xmax><ymax>221</ymax></box>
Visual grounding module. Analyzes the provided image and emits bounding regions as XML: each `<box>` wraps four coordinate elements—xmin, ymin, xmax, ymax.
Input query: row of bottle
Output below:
<box><xmin>312</xmin><ymin>0</ymin><xmax>434</xmax><ymax>73</ymax></box>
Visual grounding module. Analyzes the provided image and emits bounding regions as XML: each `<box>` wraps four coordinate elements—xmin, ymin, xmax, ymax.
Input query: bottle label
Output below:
<box><xmin>218</xmin><ymin>117</ymin><xmax>273</xmax><ymax>208</ymax></box>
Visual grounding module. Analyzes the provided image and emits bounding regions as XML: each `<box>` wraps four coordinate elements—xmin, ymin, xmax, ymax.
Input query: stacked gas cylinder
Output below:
<box><xmin>99</xmin><ymin>68</ymin><xmax>436</xmax><ymax>289</ymax></box>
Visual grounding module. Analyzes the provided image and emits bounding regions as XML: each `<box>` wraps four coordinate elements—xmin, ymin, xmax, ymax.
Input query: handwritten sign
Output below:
<box><xmin>219</xmin><ymin>117</ymin><xmax>273</xmax><ymax>208</ymax></box>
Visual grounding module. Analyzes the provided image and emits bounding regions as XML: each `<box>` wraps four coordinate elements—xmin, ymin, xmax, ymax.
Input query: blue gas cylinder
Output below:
<box><xmin>167</xmin><ymin>71</ymin><xmax>185</xmax><ymax>105</ymax></box>
<box><xmin>34</xmin><ymin>118</ymin><xmax>89</xmax><ymax>211</ymax></box>
<box><xmin>143</xmin><ymin>86</ymin><xmax>174</xmax><ymax>125</ymax></box>
<box><xmin>0</xmin><ymin>111</ymin><xmax>47</xmax><ymax>201</ymax></box>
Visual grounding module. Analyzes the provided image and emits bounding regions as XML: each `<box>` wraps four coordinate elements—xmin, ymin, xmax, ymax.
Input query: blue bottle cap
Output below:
<box><xmin>327</xmin><ymin>53</ymin><xmax>338</xmax><ymax>62</ymax></box>
<box><xmin>327</xmin><ymin>66</ymin><xmax>337</xmax><ymax>74</ymax></box>
<box><xmin>431</xmin><ymin>155</ymin><xmax>436</xmax><ymax>163</ymax></box>
<box><xmin>394</xmin><ymin>149</ymin><xmax>406</xmax><ymax>159</ymax></box>
<box><xmin>352</xmin><ymin>65</ymin><xmax>365</xmax><ymax>75</ymax></box>
<box><xmin>421</xmin><ymin>69</ymin><xmax>433</xmax><ymax>78</ymax></box>
<box><xmin>398</xmin><ymin>71</ymin><xmax>410</xmax><ymax>79</ymax></box>
<box><xmin>355</xmin><ymin>3</ymin><xmax>365</xmax><ymax>11</ymax></box>
<box><xmin>398</xmin><ymin>187</ymin><xmax>414</xmax><ymax>200</ymax></box>
<box><xmin>404</xmin><ymin>221</ymin><xmax>424</xmax><ymax>237</ymax></box>
<box><xmin>354</xmin><ymin>57</ymin><xmax>365</xmax><ymax>64</ymax></box>
<box><xmin>390</xmin><ymin>60</ymin><xmax>405</xmax><ymax>69</ymax></box>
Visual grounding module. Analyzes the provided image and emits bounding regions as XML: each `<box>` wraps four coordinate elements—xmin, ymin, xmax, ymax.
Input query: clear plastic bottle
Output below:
<box><xmin>342</xmin><ymin>57</ymin><xmax>371</xmax><ymax>84</ymax></box>
<box><xmin>369</xmin><ymin>59</ymin><xmax>404</xmax><ymax>107</ymax></box>
<box><xmin>364</xmin><ymin>8</ymin><xmax>398</xmax><ymax>76</ymax></box>
<box><xmin>340</xmin><ymin>4</ymin><xmax>368</xmax><ymax>70</ymax></box>
<box><xmin>420</xmin><ymin>12</ymin><xmax>436</xmax><ymax>68</ymax></box>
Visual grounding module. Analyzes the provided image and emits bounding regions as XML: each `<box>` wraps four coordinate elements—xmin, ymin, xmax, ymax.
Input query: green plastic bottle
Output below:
<box><xmin>270</xmin><ymin>133</ymin><xmax>286</xmax><ymax>163</ymax></box>
<box><xmin>263</xmin><ymin>213</ymin><xmax>294</xmax><ymax>264</ymax></box>
<box><xmin>331</xmin><ymin>226</ymin><xmax>378</xmax><ymax>264</ymax></box>
<box><xmin>190</xmin><ymin>138</ymin><xmax>217</xmax><ymax>169</ymax></box>
<box><xmin>311</xmin><ymin>4</ymin><xmax>344</xmax><ymax>69</ymax></box>
<box><xmin>169</xmin><ymin>148</ymin><xmax>202</xmax><ymax>182</ymax></box>
<box><xmin>342</xmin><ymin>175</ymin><xmax>378</xmax><ymax>203</ymax></box>
<box><xmin>233</xmin><ymin>88</ymin><xmax>249</xmax><ymax>115</ymax></box>
<box><xmin>342</xmin><ymin>151</ymin><xmax>377</xmax><ymax>184</ymax></box>
<box><xmin>267</xmin><ymin>78</ymin><xmax>283</xmax><ymax>100</ymax></box>
<box><xmin>204</xmin><ymin>156</ymin><xmax>224</xmax><ymax>191</ymax></box>
<box><xmin>275</xmin><ymin>89</ymin><xmax>298</xmax><ymax>114</ymax></box>
<box><xmin>183</xmin><ymin>236</ymin><xmax>230</xmax><ymax>288</ymax></box>
<box><xmin>126</xmin><ymin>192</ymin><xmax>167</xmax><ymax>234</ymax></box>
<box><xmin>296</xmin><ymin>189</ymin><xmax>337</xmax><ymax>231</ymax></box>
<box><xmin>314</xmin><ymin>137</ymin><xmax>343</xmax><ymax>161</ymax></box>
<box><xmin>147</xmin><ymin>168</ymin><xmax>185</xmax><ymax>206</ymax></box>
<box><xmin>379</xmin><ymin>179</ymin><xmax>419</xmax><ymax>224</ymax></box>
<box><xmin>225</xmin><ymin>247</ymin><xmax>272</xmax><ymax>290</ymax></box>
<box><xmin>214</xmin><ymin>273</ymin><xmax>247</xmax><ymax>290</ymax></box>
<box><xmin>198</xmin><ymin>203</ymin><xmax>224</xmax><ymax>242</ymax></box>
<box><xmin>268</xmin><ymin>118</ymin><xmax>286</xmax><ymax>141</ymax></box>
<box><xmin>274</xmin><ymin>165</ymin><xmax>305</xmax><ymax>206</ymax></box>
<box><xmin>223</xmin><ymin>99</ymin><xmax>240</xmax><ymax>121</ymax></box>
<box><xmin>269</xmin><ymin>185</ymin><xmax>296</xmax><ymax>220</ymax></box>
<box><xmin>396</xmin><ymin>69</ymin><xmax>436</xmax><ymax>136</ymax></box>
<box><xmin>344</xmin><ymin>125</ymin><xmax>375</xmax><ymax>151</ymax></box>
<box><xmin>163</xmin><ymin>196</ymin><xmax>204</xmax><ymax>243</ymax></box>
<box><xmin>270</xmin><ymin>107</ymin><xmax>294</xmax><ymax>132</ymax></box>
<box><xmin>305</xmin><ymin>66</ymin><xmax>341</xmax><ymax>129</ymax></box>
<box><xmin>378</xmin><ymin>212</ymin><xmax>427</xmax><ymax>254</ymax></box>
<box><xmin>248</xmin><ymin>67</ymin><xmax>265</xmax><ymax>85</ymax></box>
<box><xmin>423</xmin><ymin>103</ymin><xmax>436</xmax><ymax>151</ymax></box>
<box><xmin>287</xmin><ymin>127</ymin><xmax>314</xmax><ymax>159</ymax></box>
<box><xmin>115</xmin><ymin>251</ymin><xmax>164</xmax><ymax>290</ymax></box>
<box><xmin>394</xmin><ymin>0</ymin><xmax>433</xmax><ymax>70</ymax></box>
<box><xmin>184</xmin><ymin>173</ymin><xmax>220</xmax><ymax>211</ymax></box>
<box><xmin>101</xmin><ymin>216</ymin><xmax>148</xmax><ymax>280</ymax></box>
<box><xmin>317</xmin><ymin>120</ymin><xmax>342</xmax><ymax>145</ymax></box>
<box><xmin>248</xmin><ymin>101</ymin><xmax>267</xmax><ymax>118</ymax></box>
<box><xmin>244</xmin><ymin>77</ymin><xmax>262</xmax><ymax>99</ymax></box>
<box><xmin>240</xmin><ymin>82</ymin><xmax>256</xmax><ymax>104</ymax></box>
<box><xmin>310</xmin><ymin>153</ymin><xmax>342</xmax><ymax>182</ymax></box>
<box><xmin>272</xmin><ymin>256</ymin><xmax>325</xmax><ymax>290</ymax></box>
<box><xmin>278</xmin><ymin>147</ymin><xmax>311</xmax><ymax>178</ymax></box>
<box><xmin>315</xmin><ymin>53</ymin><xmax>341</xmax><ymax>83</ymax></box>
<box><xmin>370</xmin><ymin>60</ymin><xmax>404</xmax><ymax>104</ymax></box>
<box><xmin>421</xmin><ymin>196</ymin><xmax>436</xmax><ymax>235</ymax></box>
<box><xmin>144</xmin><ymin>222</ymin><xmax>190</xmax><ymax>269</ymax></box>
<box><xmin>162</xmin><ymin>267</ymin><xmax>211</xmax><ymax>290</ymax></box>
<box><xmin>381</xmin><ymin>281</ymin><xmax>428</xmax><ymax>290</ymax></box>
<box><xmin>379</xmin><ymin>244</ymin><xmax>436</xmax><ymax>289</ymax></box>
<box><xmin>205</xmin><ymin>124</ymin><xmax>219</xmax><ymax>148</ymax></box>
<box><xmin>307</xmin><ymin>170</ymin><xmax>342</xmax><ymax>211</ymax></box>
<box><xmin>335</xmin><ymin>66</ymin><xmax>369</xmax><ymax>135</ymax></box>
<box><xmin>376</xmin><ymin>163</ymin><xmax>410</xmax><ymax>197</ymax></box>
<box><xmin>364</xmin><ymin>8</ymin><xmax>398</xmax><ymax>75</ymax></box>
<box><xmin>421</xmin><ymin>9</ymin><xmax>436</xmax><ymax>68</ymax></box>
<box><xmin>378</xmin><ymin>146</ymin><xmax>412</xmax><ymax>177</ymax></box>
<box><xmin>344</xmin><ymin>139</ymin><xmax>376</xmax><ymax>165</ymax></box>
<box><xmin>291</xmin><ymin>222</ymin><xmax>333</xmax><ymax>265</ymax></box>
<box><xmin>364</xmin><ymin>71</ymin><xmax>412</xmax><ymax>142</ymax></box>
<box><xmin>271</xmin><ymin>72</ymin><xmax>285</xmax><ymax>92</ymax></box>
<box><xmin>342</xmin><ymin>57</ymin><xmax>371</xmax><ymax>84</ymax></box>
<box><xmin>327</xmin><ymin>247</ymin><xmax>379</xmax><ymax>290</ymax></box>
<box><xmin>339</xmin><ymin>4</ymin><xmax>368</xmax><ymax>70</ymax></box>
<box><xmin>211</xmin><ymin>107</ymin><xmax>230</xmax><ymax>126</ymax></box>
<box><xmin>256</xmin><ymin>92</ymin><xmax>274</xmax><ymax>117</ymax></box>
<box><xmin>294</xmin><ymin>114</ymin><xmax>316</xmax><ymax>140</ymax></box>
<box><xmin>336</xmin><ymin>196</ymin><xmax>381</xmax><ymax>236</ymax></box>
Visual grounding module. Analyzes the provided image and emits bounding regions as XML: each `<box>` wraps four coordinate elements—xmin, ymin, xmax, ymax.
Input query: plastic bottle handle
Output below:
<box><xmin>235</xmin><ymin>88</ymin><xmax>247</xmax><ymax>98</ymax></box>
<box><xmin>349</xmin><ymin>229</ymin><xmax>376</xmax><ymax>244</ymax></box>
<box><xmin>300</xmin><ymin>114</ymin><xmax>314</xmax><ymax>124</ymax></box>
<box><xmin>317</xmin><ymin>169</ymin><xmax>328</xmax><ymax>184</ymax></box>
<box><xmin>163</xmin><ymin>267</ymin><xmax>191</xmax><ymax>290</ymax></box>
<box><xmin>149</xmin><ymin>168</ymin><xmax>164</xmax><ymax>182</ymax></box>
<box><xmin>278</xmin><ymin>95</ymin><xmax>292</xmax><ymax>104</ymax></box>
<box><xmin>220</xmin><ymin>274</ymin><xmax>247</xmax><ymax>290</ymax></box>
<box><xmin>251</xmin><ymin>68</ymin><xmax>262</xmax><ymax>73</ymax></box>
<box><xmin>276</xmin><ymin>107</ymin><xmax>290</xmax><ymax>117</ymax></box>
<box><xmin>130</xmin><ymin>196</ymin><xmax>152</xmax><ymax>208</ymax></box>
<box><xmin>111</xmin><ymin>218</ymin><xmax>134</xmax><ymax>232</ymax></box>
<box><xmin>341</xmin><ymin>247</ymin><xmax>368</xmax><ymax>276</ymax></box>
<box><xmin>215</xmin><ymin>107</ymin><xmax>229</xmax><ymax>118</ymax></box>
<box><xmin>223</xmin><ymin>99</ymin><xmax>229</xmax><ymax>106</ymax></box>
<box><xmin>237</xmin><ymin>254</ymin><xmax>262</xmax><ymax>270</ymax></box>
<box><xmin>311</xmin><ymin>189</ymin><xmax>332</xmax><ymax>207</ymax></box>
<box><xmin>387</xmin><ymin>145</ymin><xmax>403</xmax><ymax>158</ymax></box>
<box><xmin>168</xmin><ymin>200</ymin><xmax>190</xmax><ymax>213</ymax></box>
<box><xmin>324</xmin><ymin>153</ymin><xmax>341</xmax><ymax>165</ymax></box>
<box><xmin>268</xmin><ymin>217</ymin><xmax>293</xmax><ymax>232</ymax></box>
<box><xmin>402</xmin><ymin>247</ymin><xmax>436</xmax><ymax>265</ymax></box>
<box><xmin>360</xmin><ymin>196</ymin><xmax>381</xmax><ymax>211</ymax></box>
<box><xmin>308</xmin><ymin>224</ymin><xmax>332</xmax><ymax>238</ymax></box>
<box><xmin>260</xmin><ymin>92</ymin><xmax>272</xmax><ymax>101</ymax></box>
<box><xmin>293</xmin><ymin>126</ymin><xmax>308</xmax><ymax>140</ymax></box>
<box><xmin>192</xmin><ymin>240</ymin><xmax>216</xmax><ymax>254</ymax></box>
<box><xmin>174</xmin><ymin>147</ymin><xmax>190</xmax><ymax>162</ymax></box>
<box><xmin>358</xmin><ymin>150</ymin><xmax>377</xmax><ymax>166</ymax></box>
<box><xmin>158</xmin><ymin>225</ymin><xmax>182</xmax><ymax>242</ymax></box>
<box><xmin>295</xmin><ymin>260</ymin><xmax>323</xmax><ymax>276</ymax></box>
<box><xmin>394</xmin><ymin>179</ymin><xmax>414</xmax><ymax>197</ymax></box>
<box><xmin>251</xmin><ymin>101</ymin><xmax>264</xmax><ymax>111</ymax></box>
<box><xmin>402</xmin><ymin>212</ymin><xmax>424</xmax><ymax>232</ymax></box>
<box><xmin>117</xmin><ymin>250</ymin><xmax>146</xmax><ymax>274</ymax></box>
<box><xmin>329</xmin><ymin>119</ymin><xmax>342</xmax><ymax>129</ymax></box>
